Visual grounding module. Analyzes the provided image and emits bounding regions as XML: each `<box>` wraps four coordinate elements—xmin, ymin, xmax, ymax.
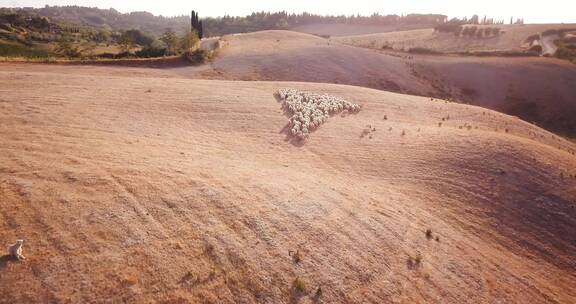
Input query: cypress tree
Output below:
<box><xmin>191</xmin><ymin>10</ymin><xmax>202</xmax><ymax>39</ymax></box>
<box><xmin>199</xmin><ymin>21</ymin><xmax>203</xmax><ymax>38</ymax></box>
<box><xmin>191</xmin><ymin>10</ymin><xmax>196</xmax><ymax>31</ymax></box>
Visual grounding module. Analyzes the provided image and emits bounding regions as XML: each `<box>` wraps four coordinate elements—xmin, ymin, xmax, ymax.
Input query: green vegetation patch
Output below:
<box><xmin>0</xmin><ymin>41</ymin><xmax>57</xmax><ymax>58</ymax></box>
<box><xmin>556</xmin><ymin>43</ymin><xmax>576</xmax><ymax>64</ymax></box>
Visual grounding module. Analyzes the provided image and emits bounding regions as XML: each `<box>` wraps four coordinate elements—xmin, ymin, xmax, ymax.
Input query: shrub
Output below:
<box><xmin>425</xmin><ymin>229</ymin><xmax>433</xmax><ymax>239</ymax></box>
<box><xmin>407</xmin><ymin>253</ymin><xmax>423</xmax><ymax>269</ymax></box>
<box><xmin>528</xmin><ymin>45</ymin><xmax>542</xmax><ymax>53</ymax></box>
<box><xmin>181</xmin><ymin>30</ymin><xmax>200</xmax><ymax>52</ymax></box>
<box><xmin>556</xmin><ymin>43</ymin><xmax>576</xmax><ymax>62</ymax></box>
<box><xmin>122</xmin><ymin>29</ymin><xmax>155</xmax><ymax>47</ymax></box>
<box><xmin>0</xmin><ymin>41</ymin><xmax>55</xmax><ymax>58</ymax></box>
<box><xmin>291</xmin><ymin>250</ymin><xmax>301</xmax><ymax>263</ymax></box>
<box><xmin>435</xmin><ymin>23</ymin><xmax>463</xmax><ymax>33</ymax></box>
<box><xmin>414</xmin><ymin>253</ymin><xmax>422</xmax><ymax>264</ymax></box>
<box><xmin>476</xmin><ymin>30</ymin><xmax>483</xmax><ymax>38</ymax></box>
<box><xmin>292</xmin><ymin>277</ymin><xmax>306</xmax><ymax>293</ymax></box>
<box><xmin>314</xmin><ymin>287</ymin><xmax>322</xmax><ymax>299</ymax></box>
<box><xmin>135</xmin><ymin>46</ymin><xmax>166</xmax><ymax>58</ymax></box>
<box><xmin>185</xmin><ymin>49</ymin><xmax>210</xmax><ymax>64</ymax></box>
<box><xmin>55</xmin><ymin>38</ymin><xmax>81</xmax><ymax>58</ymax></box>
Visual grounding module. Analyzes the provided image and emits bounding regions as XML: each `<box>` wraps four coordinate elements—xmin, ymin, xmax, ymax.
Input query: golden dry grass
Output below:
<box><xmin>335</xmin><ymin>24</ymin><xmax>576</xmax><ymax>53</ymax></box>
<box><xmin>0</xmin><ymin>64</ymin><xmax>575</xmax><ymax>303</ymax></box>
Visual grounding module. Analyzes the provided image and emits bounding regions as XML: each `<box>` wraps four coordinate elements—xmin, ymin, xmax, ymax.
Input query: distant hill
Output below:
<box><xmin>1</xmin><ymin>6</ymin><xmax>447</xmax><ymax>37</ymax></box>
<box><xmin>1</xmin><ymin>6</ymin><xmax>190</xmax><ymax>35</ymax></box>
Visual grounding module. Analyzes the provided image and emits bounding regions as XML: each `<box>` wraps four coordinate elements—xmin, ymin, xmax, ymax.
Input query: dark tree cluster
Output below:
<box><xmin>190</xmin><ymin>10</ymin><xmax>203</xmax><ymax>39</ymax></box>
<box><xmin>3</xmin><ymin>7</ymin><xmax>452</xmax><ymax>37</ymax></box>
<box><xmin>458</xmin><ymin>26</ymin><xmax>502</xmax><ymax>38</ymax></box>
<box><xmin>201</xmin><ymin>12</ymin><xmax>448</xmax><ymax>36</ymax></box>
<box><xmin>0</xmin><ymin>12</ymin><xmax>53</xmax><ymax>31</ymax></box>
<box><xmin>434</xmin><ymin>15</ymin><xmax>507</xmax><ymax>38</ymax></box>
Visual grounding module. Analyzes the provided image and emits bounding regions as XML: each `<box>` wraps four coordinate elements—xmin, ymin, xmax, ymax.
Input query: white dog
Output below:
<box><xmin>7</xmin><ymin>240</ymin><xmax>25</xmax><ymax>260</ymax></box>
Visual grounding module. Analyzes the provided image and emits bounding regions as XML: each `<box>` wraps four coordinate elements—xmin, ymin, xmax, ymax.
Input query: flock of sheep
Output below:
<box><xmin>278</xmin><ymin>88</ymin><xmax>361</xmax><ymax>139</ymax></box>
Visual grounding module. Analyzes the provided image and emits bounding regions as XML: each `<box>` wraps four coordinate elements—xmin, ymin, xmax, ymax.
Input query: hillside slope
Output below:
<box><xmin>199</xmin><ymin>30</ymin><xmax>435</xmax><ymax>96</ymax></box>
<box><xmin>291</xmin><ymin>23</ymin><xmax>434</xmax><ymax>37</ymax></box>
<box><xmin>0</xmin><ymin>65</ymin><xmax>575</xmax><ymax>303</ymax></box>
<box><xmin>334</xmin><ymin>24</ymin><xmax>576</xmax><ymax>53</ymax></box>
<box><xmin>186</xmin><ymin>30</ymin><xmax>576</xmax><ymax>137</ymax></box>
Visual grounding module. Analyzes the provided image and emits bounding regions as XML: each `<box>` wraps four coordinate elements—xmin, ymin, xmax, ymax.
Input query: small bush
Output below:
<box><xmin>414</xmin><ymin>253</ymin><xmax>422</xmax><ymax>264</ymax></box>
<box><xmin>556</xmin><ymin>43</ymin><xmax>576</xmax><ymax>62</ymax></box>
<box><xmin>529</xmin><ymin>45</ymin><xmax>542</xmax><ymax>53</ymax></box>
<box><xmin>291</xmin><ymin>250</ymin><xmax>301</xmax><ymax>264</ymax></box>
<box><xmin>292</xmin><ymin>277</ymin><xmax>306</xmax><ymax>293</ymax></box>
<box><xmin>315</xmin><ymin>287</ymin><xmax>322</xmax><ymax>299</ymax></box>
<box><xmin>185</xmin><ymin>49</ymin><xmax>211</xmax><ymax>64</ymax></box>
<box><xmin>135</xmin><ymin>46</ymin><xmax>167</xmax><ymax>58</ymax></box>
<box><xmin>407</xmin><ymin>253</ymin><xmax>423</xmax><ymax>269</ymax></box>
<box><xmin>435</xmin><ymin>23</ymin><xmax>463</xmax><ymax>33</ymax></box>
<box><xmin>0</xmin><ymin>41</ymin><xmax>56</xmax><ymax>59</ymax></box>
<box><xmin>425</xmin><ymin>229</ymin><xmax>433</xmax><ymax>240</ymax></box>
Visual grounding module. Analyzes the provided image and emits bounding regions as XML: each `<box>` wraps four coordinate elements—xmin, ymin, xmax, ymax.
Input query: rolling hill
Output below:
<box><xmin>181</xmin><ymin>30</ymin><xmax>576</xmax><ymax>137</ymax></box>
<box><xmin>334</xmin><ymin>24</ymin><xmax>576</xmax><ymax>53</ymax></box>
<box><xmin>0</xmin><ymin>64</ymin><xmax>575</xmax><ymax>303</ymax></box>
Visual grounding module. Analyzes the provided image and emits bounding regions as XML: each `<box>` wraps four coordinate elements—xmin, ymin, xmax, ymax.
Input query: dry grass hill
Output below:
<box><xmin>184</xmin><ymin>30</ymin><xmax>576</xmax><ymax>137</ymax></box>
<box><xmin>291</xmin><ymin>23</ymin><xmax>434</xmax><ymax>37</ymax></box>
<box><xmin>0</xmin><ymin>64</ymin><xmax>575</xmax><ymax>303</ymax></box>
<box><xmin>334</xmin><ymin>24</ymin><xmax>576</xmax><ymax>53</ymax></box>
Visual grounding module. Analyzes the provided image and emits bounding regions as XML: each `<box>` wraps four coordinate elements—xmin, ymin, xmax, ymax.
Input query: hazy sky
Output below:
<box><xmin>1</xmin><ymin>0</ymin><xmax>574</xmax><ymax>23</ymax></box>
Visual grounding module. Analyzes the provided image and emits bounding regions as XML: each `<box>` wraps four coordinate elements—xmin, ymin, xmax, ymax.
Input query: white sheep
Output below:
<box><xmin>7</xmin><ymin>239</ymin><xmax>25</xmax><ymax>260</ymax></box>
<box><xmin>277</xmin><ymin>88</ymin><xmax>361</xmax><ymax>139</ymax></box>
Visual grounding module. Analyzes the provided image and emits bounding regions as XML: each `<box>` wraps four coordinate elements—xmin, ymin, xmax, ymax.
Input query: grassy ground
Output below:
<box><xmin>0</xmin><ymin>38</ymin><xmax>145</xmax><ymax>60</ymax></box>
<box><xmin>0</xmin><ymin>40</ymin><xmax>57</xmax><ymax>59</ymax></box>
<box><xmin>556</xmin><ymin>44</ymin><xmax>576</xmax><ymax>63</ymax></box>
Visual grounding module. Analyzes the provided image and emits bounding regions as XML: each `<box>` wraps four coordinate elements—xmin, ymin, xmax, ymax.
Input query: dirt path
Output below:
<box><xmin>200</xmin><ymin>37</ymin><xmax>221</xmax><ymax>51</ymax></box>
<box><xmin>541</xmin><ymin>34</ymin><xmax>559</xmax><ymax>56</ymax></box>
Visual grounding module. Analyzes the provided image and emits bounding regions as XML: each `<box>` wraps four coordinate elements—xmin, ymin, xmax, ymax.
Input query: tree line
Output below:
<box><xmin>2</xmin><ymin>7</ymin><xmax>450</xmax><ymax>37</ymax></box>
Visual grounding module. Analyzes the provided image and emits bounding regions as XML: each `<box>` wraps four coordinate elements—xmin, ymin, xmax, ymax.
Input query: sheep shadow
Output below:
<box><xmin>0</xmin><ymin>254</ymin><xmax>18</xmax><ymax>270</ymax></box>
<box><xmin>289</xmin><ymin>289</ymin><xmax>306</xmax><ymax>304</ymax></box>
<box><xmin>275</xmin><ymin>93</ymin><xmax>306</xmax><ymax>147</ymax></box>
<box><xmin>279</xmin><ymin>124</ymin><xmax>306</xmax><ymax>147</ymax></box>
